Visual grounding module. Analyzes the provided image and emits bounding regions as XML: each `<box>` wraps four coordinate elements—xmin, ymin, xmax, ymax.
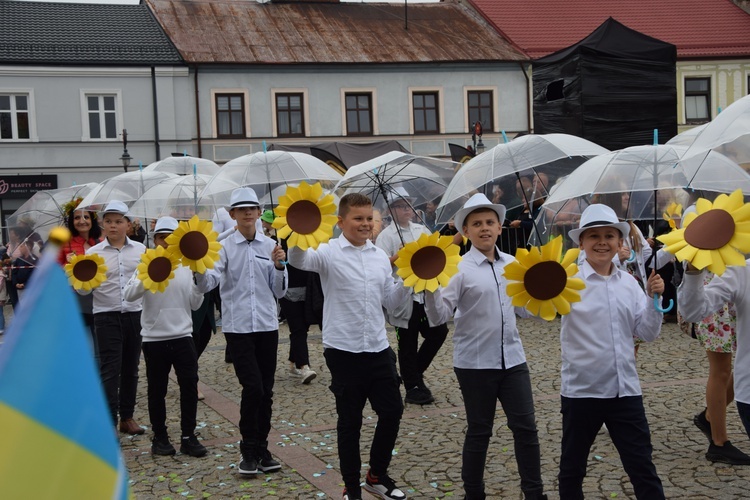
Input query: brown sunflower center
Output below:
<box><xmin>180</xmin><ymin>231</ymin><xmax>209</xmax><ymax>261</ymax></box>
<box><xmin>73</xmin><ymin>259</ymin><xmax>98</xmax><ymax>282</ymax></box>
<box><xmin>524</xmin><ymin>261</ymin><xmax>567</xmax><ymax>301</ymax></box>
<box><xmin>148</xmin><ymin>256</ymin><xmax>173</xmax><ymax>283</ymax></box>
<box><xmin>286</xmin><ymin>200</ymin><xmax>322</xmax><ymax>235</ymax></box>
<box><xmin>683</xmin><ymin>209</ymin><xmax>735</xmax><ymax>250</ymax></box>
<box><xmin>410</xmin><ymin>246</ymin><xmax>447</xmax><ymax>280</ymax></box>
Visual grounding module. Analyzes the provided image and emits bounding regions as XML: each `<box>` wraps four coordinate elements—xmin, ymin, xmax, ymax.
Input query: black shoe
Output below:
<box><xmin>257</xmin><ymin>446</ymin><xmax>281</xmax><ymax>472</ymax></box>
<box><xmin>238</xmin><ymin>441</ymin><xmax>259</xmax><ymax>475</ymax></box>
<box><xmin>343</xmin><ymin>487</ymin><xmax>363</xmax><ymax>500</ymax></box>
<box><xmin>404</xmin><ymin>386</ymin><xmax>435</xmax><ymax>405</ymax></box>
<box><xmin>180</xmin><ymin>434</ymin><xmax>207</xmax><ymax>457</ymax></box>
<box><xmin>363</xmin><ymin>471</ymin><xmax>407</xmax><ymax>499</ymax></box>
<box><xmin>151</xmin><ymin>436</ymin><xmax>176</xmax><ymax>456</ymax></box>
<box><xmin>694</xmin><ymin>409</ymin><xmax>712</xmax><ymax>442</ymax></box>
<box><xmin>706</xmin><ymin>440</ymin><xmax>750</xmax><ymax>465</ymax></box>
<box><xmin>416</xmin><ymin>378</ymin><xmax>433</xmax><ymax>397</ymax></box>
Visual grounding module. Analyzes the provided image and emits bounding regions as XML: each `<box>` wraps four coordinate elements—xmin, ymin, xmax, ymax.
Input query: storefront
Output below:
<box><xmin>0</xmin><ymin>174</ymin><xmax>58</xmax><ymax>244</ymax></box>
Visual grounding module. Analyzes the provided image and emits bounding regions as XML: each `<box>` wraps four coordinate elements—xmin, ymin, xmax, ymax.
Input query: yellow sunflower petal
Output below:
<box><xmin>719</xmin><ymin>245</ymin><xmax>746</xmax><ymax>268</ymax></box>
<box><xmin>565</xmin><ymin>278</ymin><xmax>586</xmax><ymax>291</ymax></box>
<box><xmin>511</xmin><ymin>290</ymin><xmax>533</xmax><ymax>308</ymax></box>
<box><xmin>552</xmin><ymin>295</ymin><xmax>572</xmax><ymax>316</ymax></box>
<box><xmin>559</xmin><ymin>287</ymin><xmax>581</xmax><ymax>303</ymax></box>
<box><xmin>403</xmin><ymin>274</ymin><xmax>420</xmax><ymax>288</ymax></box>
<box><xmin>691</xmin><ymin>249</ymin><xmax>713</xmax><ymax>270</ymax></box>
<box><xmin>538</xmin><ymin>300</ymin><xmax>557</xmax><ymax>321</ymax></box>
<box><xmin>560</xmin><ymin>248</ymin><xmax>580</xmax><ymax>267</ymax></box>
<box><xmin>503</xmin><ymin>262</ymin><xmax>529</xmax><ymax>282</ymax></box>
<box><xmin>525</xmin><ymin>298</ymin><xmax>543</xmax><ymax>316</ymax></box>
<box><xmin>542</xmin><ymin>236</ymin><xmax>562</xmax><ymax>261</ymax></box>
<box><xmin>424</xmin><ymin>278</ymin><xmax>440</xmax><ymax>293</ymax></box>
<box><xmin>506</xmin><ymin>281</ymin><xmax>528</xmax><ymax>297</ymax></box>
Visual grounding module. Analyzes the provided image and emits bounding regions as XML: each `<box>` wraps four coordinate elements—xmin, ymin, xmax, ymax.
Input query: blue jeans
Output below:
<box><xmin>94</xmin><ymin>311</ymin><xmax>142</xmax><ymax>424</ymax></box>
<box><xmin>559</xmin><ymin>395</ymin><xmax>664</xmax><ymax>500</ymax></box>
<box><xmin>225</xmin><ymin>330</ymin><xmax>278</xmax><ymax>444</ymax></box>
<box><xmin>454</xmin><ymin>363</ymin><xmax>544</xmax><ymax>500</ymax></box>
<box><xmin>324</xmin><ymin>347</ymin><xmax>403</xmax><ymax>492</ymax></box>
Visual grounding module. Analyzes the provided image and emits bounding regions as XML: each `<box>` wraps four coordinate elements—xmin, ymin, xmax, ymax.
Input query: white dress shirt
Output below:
<box><xmin>195</xmin><ymin>229</ymin><xmax>287</xmax><ymax>334</ymax></box>
<box><xmin>560</xmin><ymin>260</ymin><xmax>663</xmax><ymax>398</ymax></box>
<box><xmin>288</xmin><ymin>235</ymin><xmax>411</xmax><ymax>353</ymax></box>
<box><xmin>82</xmin><ymin>237</ymin><xmax>145</xmax><ymax>314</ymax></box>
<box><xmin>124</xmin><ymin>266</ymin><xmax>204</xmax><ymax>342</ymax></box>
<box><xmin>424</xmin><ymin>246</ymin><xmax>529</xmax><ymax>370</ymax></box>
<box><xmin>679</xmin><ymin>264</ymin><xmax>750</xmax><ymax>404</ymax></box>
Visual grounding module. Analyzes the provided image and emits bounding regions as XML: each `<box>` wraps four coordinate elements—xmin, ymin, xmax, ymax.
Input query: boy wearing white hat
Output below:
<box><xmin>424</xmin><ymin>193</ymin><xmax>547</xmax><ymax>500</ymax></box>
<box><xmin>80</xmin><ymin>200</ymin><xmax>147</xmax><ymax>435</ymax></box>
<box><xmin>376</xmin><ymin>186</ymin><xmax>448</xmax><ymax>405</ymax></box>
<box><xmin>195</xmin><ymin>187</ymin><xmax>288</xmax><ymax>475</ymax></box>
<box><xmin>560</xmin><ymin>204</ymin><xmax>665</xmax><ymax>499</ymax></box>
<box><xmin>124</xmin><ymin>216</ymin><xmax>206</xmax><ymax>457</ymax></box>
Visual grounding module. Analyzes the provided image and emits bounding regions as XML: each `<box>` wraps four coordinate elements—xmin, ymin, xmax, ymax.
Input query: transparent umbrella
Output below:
<box><xmin>199</xmin><ymin>150</ymin><xmax>342</xmax><ymax>211</ymax></box>
<box><xmin>335</xmin><ymin>151</ymin><xmax>458</xmax><ymax>239</ymax></box>
<box><xmin>681</xmin><ymin>94</ymin><xmax>750</xmax><ymax>169</ymax></box>
<box><xmin>6</xmin><ymin>183</ymin><xmax>98</xmax><ymax>243</ymax></box>
<box><xmin>128</xmin><ymin>174</ymin><xmax>215</xmax><ymax>221</ymax></box>
<box><xmin>143</xmin><ymin>156</ymin><xmax>221</xmax><ymax>176</ymax></box>
<box><xmin>78</xmin><ymin>170</ymin><xmax>177</xmax><ymax>211</ymax></box>
<box><xmin>436</xmin><ymin>133</ymin><xmax>609</xmax><ymax>226</ymax></box>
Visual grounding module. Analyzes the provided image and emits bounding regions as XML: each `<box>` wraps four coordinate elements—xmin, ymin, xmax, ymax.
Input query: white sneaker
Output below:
<box><xmin>289</xmin><ymin>363</ymin><xmax>302</xmax><ymax>377</ymax></box>
<box><xmin>299</xmin><ymin>365</ymin><xmax>317</xmax><ymax>385</ymax></box>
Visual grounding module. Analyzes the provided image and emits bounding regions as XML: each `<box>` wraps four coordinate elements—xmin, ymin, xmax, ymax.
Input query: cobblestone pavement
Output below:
<box><xmin>111</xmin><ymin>318</ymin><xmax>750</xmax><ymax>498</ymax></box>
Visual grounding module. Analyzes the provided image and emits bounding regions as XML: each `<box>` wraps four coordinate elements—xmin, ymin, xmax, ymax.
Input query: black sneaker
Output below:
<box><xmin>257</xmin><ymin>446</ymin><xmax>281</xmax><ymax>472</ymax></box>
<box><xmin>363</xmin><ymin>471</ymin><xmax>407</xmax><ymax>500</ymax></box>
<box><xmin>416</xmin><ymin>379</ymin><xmax>433</xmax><ymax>397</ymax></box>
<box><xmin>693</xmin><ymin>408</ymin><xmax>712</xmax><ymax>442</ymax></box>
<box><xmin>706</xmin><ymin>440</ymin><xmax>750</xmax><ymax>465</ymax></box>
<box><xmin>180</xmin><ymin>434</ymin><xmax>207</xmax><ymax>457</ymax></box>
<box><xmin>151</xmin><ymin>436</ymin><xmax>176</xmax><ymax>456</ymax></box>
<box><xmin>238</xmin><ymin>441</ymin><xmax>259</xmax><ymax>475</ymax></box>
<box><xmin>404</xmin><ymin>386</ymin><xmax>435</xmax><ymax>405</ymax></box>
<box><xmin>343</xmin><ymin>487</ymin><xmax>363</xmax><ymax>500</ymax></box>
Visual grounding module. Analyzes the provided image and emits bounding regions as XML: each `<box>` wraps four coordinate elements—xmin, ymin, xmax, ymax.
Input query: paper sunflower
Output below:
<box><xmin>165</xmin><ymin>215</ymin><xmax>221</xmax><ymax>274</ymax></box>
<box><xmin>394</xmin><ymin>232</ymin><xmax>461</xmax><ymax>292</ymax></box>
<box><xmin>657</xmin><ymin>189</ymin><xmax>750</xmax><ymax>275</ymax></box>
<box><xmin>273</xmin><ymin>181</ymin><xmax>337</xmax><ymax>250</ymax></box>
<box><xmin>504</xmin><ymin>236</ymin><xmax>585</xmax><ymax>321</ymax></box>
<box><xmin>65</xmin><ymin>253</ymin><xmax>107</xmax><ymax>291</ymax></box>
<box><xmin>137</xmin><ymin>246</ymin><xmax>180</xmax><ymax>293</ymax></box>
<box><xmin>662</xmin><ymin>202</ymin><xmax>683</xmax><ymax>230</ymax></box>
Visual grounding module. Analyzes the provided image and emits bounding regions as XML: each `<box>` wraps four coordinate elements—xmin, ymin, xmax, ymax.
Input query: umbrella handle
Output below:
<box><xmin>626</xmin><ymin>249</ymin><xmax>636</xmax><ymax>263</ymax></box>
<box><xmin>653</xmin><ymin>293</ymin><xmax>673</xmax><ymax>313</ymax></box>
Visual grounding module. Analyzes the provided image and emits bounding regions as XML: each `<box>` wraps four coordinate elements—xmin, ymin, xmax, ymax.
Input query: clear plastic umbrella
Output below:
<box><xmin>143</xmin><ymin>156</ymin><xmax>221</xmax><ymax>176</ymax></box>
<box><xmin>681</xmin><ymin>94</ymin><xmax>750</xmax><ymax>168</ymax></box>
<box><xmin>6</xmin><ymin>183</ymin><xmax>98</xmax><ymax>242</ymax></box>
<box><xmin>128</xmin><ymin>174</ymin><xmax>215</xmax><ymax>221</ymax></box>
<box><xmin>78</xmin><ymin>170</ymin><xmax>177</xmax><ymax>211</ymax></box>
<box><xmin>436</xmin><ymin>133</ymin><xmax>609</xmax><ymax>225</ymax></box>
<box><xmin>199</xmin><ymin>150</ymin><xmax>342</xmax><ymax>211</ymax></box>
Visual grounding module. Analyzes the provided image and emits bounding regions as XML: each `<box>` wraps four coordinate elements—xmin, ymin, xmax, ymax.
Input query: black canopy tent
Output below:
<box><xmin>533</xmin><ymin>18</ymin><xmax>677</xmax><ymax>150</ymax></box>
<box><xmin>269</xmin><ymin>140</ymin><xmax>410</xmax><ymax>173</ymax></box>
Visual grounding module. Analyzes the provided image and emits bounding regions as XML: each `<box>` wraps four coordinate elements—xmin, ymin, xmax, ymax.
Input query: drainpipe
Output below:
<box><xmin>519</xmin><ymin>62</ymin><xmax>532</xmax><ymax>133</ymax></box>
<box><xmin>194</xmin><ymin>65</ymin><xmax>202</xmax><ymax>158</ymax></box>
<box><xmin>151</xmin><ymin>66</ymin><xmax>161</xmax><ymax>160</ymax></box>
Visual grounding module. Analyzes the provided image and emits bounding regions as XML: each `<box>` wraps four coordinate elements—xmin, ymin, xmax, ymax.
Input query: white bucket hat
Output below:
<box><xmin>152</xmin><ymin>216</ymin><xmax>179</xmax><ymax>235</ymax></box>
<box><xmin>100</xmin><ymin>200</ymin><xmax>131</xmax><ymax>220</ymax></box>
<box><xmin>568</xmin><ymin>203</ymin><xmax>630</xmax><ymax>245</ymax></box>
<box><xmin>227</xmin><ymin>187</ymin><xmax>260</xmax><ymax>210</ymax></box>
<box><xmin>453</xmin><ymin>193</ymin><xmax>507</xmax><ymax>237</ymax></box>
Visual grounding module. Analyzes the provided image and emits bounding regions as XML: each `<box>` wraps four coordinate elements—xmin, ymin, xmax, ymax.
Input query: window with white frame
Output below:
<box><xmin>412</xmin><ymin>91</ymin><xmax>440</xmax><ymax>134</ymax></box>
<box><xmin>0</xmin><ymin>93</ymin><xmax>30</xmax><ymax>140</ymax></box>
<box><xmin>467</xmin><ymin>90</ymin><xmax>493</xmax><ymax>131</ymax></box>
<box><xmin>685</xmin><ymin>77</ymin><xmax>710</xmax><ymax>124</ymax></box>
<box><xmin>275</xmin><ymin>93</ymin><xmax>305</xmax><ymax>137</ymax></box>
<box><xmin>85</xmin><ymin>93</ymin><xmax>118</xmax><ymax>139</ymax></box>
<box><xmin>345</xmin><ymin>92</ymin><xmax>373</xmax><ymax>136</ymax></box>
<box><xmin>215</xmin><ymin>93</ymin><xmax>246</xmax><ymax>138</ymax></box>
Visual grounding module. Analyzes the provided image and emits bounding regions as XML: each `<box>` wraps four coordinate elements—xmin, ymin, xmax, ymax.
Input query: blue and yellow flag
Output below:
<box><xmin>0</xmin><ymin>246</ymin><xmax>130</xmax><ymax>498</ymax></box>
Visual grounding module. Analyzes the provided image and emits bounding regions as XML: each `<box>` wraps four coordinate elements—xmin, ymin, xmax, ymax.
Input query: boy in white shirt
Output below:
<box><xmin>288</xmin><ymin>193</ymin><xmax>411</xmax><ymax>500</ymax></box>
<box><xmin>124</xmin><ymin>216</ymin><xmax>206</xmax><ymax>457</ymax></box>
<box><xmin>424</xmin><ymin>193</ymin><xmax>546</xmax><ymax>500</ymax></box>
<box><xmin>376</xmin><ymin>187</ymin><xmax>448</xmax><ymax>405</ymax></box>
<box><xmin>195</xmin><ymin>187</ymin><xmax>288</xmax><ymax>475</ymax></box>
<box><xmin>560</xmin><ymin>204</ymin><xmax>665</xmax><ymax>499</ymax></box>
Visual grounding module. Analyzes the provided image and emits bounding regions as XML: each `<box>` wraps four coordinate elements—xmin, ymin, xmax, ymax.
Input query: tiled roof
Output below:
<box><xmin>469</xmin><ymin>0</ymin><xmax>750</xmax><ymax>59</ymax></box>
<box><xmin>0</xmin><ymin>1</ymin><xmax>183</xmax><ymax>65</ymax></box>
<box><xmin>145</xmin><ymin>0</ymin><xmax>527</xmax><ymax>64</ymax></box>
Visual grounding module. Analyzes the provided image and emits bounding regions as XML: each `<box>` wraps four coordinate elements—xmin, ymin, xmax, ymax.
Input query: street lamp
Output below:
<box><xmin>472</xmin><ymin>121</ymin><xmax>485</xmax><ymax>155</ymax></box>
<box><xmin>119</xmin><ymin>128</ymin><xmax>132</xmax><ymax>172</ymax></box>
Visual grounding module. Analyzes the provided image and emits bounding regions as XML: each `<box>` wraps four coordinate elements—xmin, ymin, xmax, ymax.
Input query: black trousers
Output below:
<box><xmin>324</xmin><ymin>347</ymin><xmax>403</xmax><ymax>491</ymax></box>
<box><xmin>279</xmin><ymin>298</ymin><xmax>311</xmax><ymax>368</ymax></box>
<box><xmin>142</xmin><ymin>336</ymin><xmax>199</xmax><ymax>438</ymax></box>
<box><xmin>395</xmin><ymin>301</ymin><xmax>448</xmax><ymax>389</ymax></box>
<box><xmin>225</xmin><ymin>331</ymin><xmax>278</xmax><ymax>444</ymax></box>
<box><xmin>94</xmin><ymin>311</ymin><xmax>142</xmax><ymax>424</ymax></box>
<box><xmin>559</xmin><ymin>395</ymin><xmax>664</xmax><ymax>500</ymax></box>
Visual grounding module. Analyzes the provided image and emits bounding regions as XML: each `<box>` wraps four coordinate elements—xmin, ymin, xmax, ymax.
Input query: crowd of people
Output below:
<box><xmin>2</xmin><ymin>179</ymin><xmax>749</xmax><ymax>500</ymax></box>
